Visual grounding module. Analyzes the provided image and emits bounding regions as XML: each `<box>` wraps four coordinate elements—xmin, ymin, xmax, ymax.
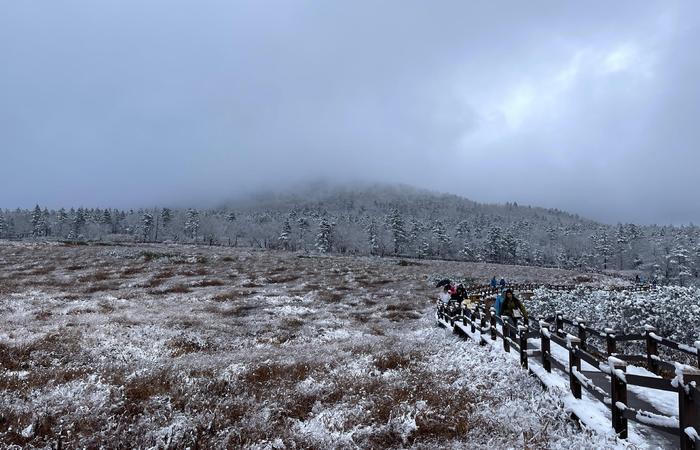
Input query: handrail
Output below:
<box><xmin>436</xmin><ymin>294</ymin><xmax>700</xmax><ymax>446</ymax></box>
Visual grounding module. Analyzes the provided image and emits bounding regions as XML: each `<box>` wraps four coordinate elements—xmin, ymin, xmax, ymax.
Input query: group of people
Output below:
<box><xmin>490</xmin><ymin>276</ymin><xmax>507</xmax><ymax>289</ymax></box>
<box><xmin>634</xmin><ymin>274</ymin><xmax>659</xmax><ymax>286</ymax></box>
<box><xmin>439</xmin><ymin>276</ymin><xmax>528</xmax><ymax>326</ymax></box>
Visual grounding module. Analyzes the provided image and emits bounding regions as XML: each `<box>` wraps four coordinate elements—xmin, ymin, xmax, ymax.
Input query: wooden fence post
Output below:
<box><xmin>479</xmin><ymin>304</ymin><xmax>487</xmax><ymax>345</ymax></box>
<box><xmin>576</xmin><ymin>318</ymin><xmax>587</xmax><ymax>352</ymax></box>
<box><xmin>503</xmin><ymin>321</ymin><xmax>511</xmax><ymax>353</ymax></box>
<box><xmin>470</xmin><ymin>308</ymin><xmax>477</xmax><ymax>334</ymax></box>
<box><xmin>490</xmin><ymin>308</ymin><xmax>497</xmax><ymax>341</ymax></box>
<box><xmin>609</xmin><ymin>358</ymin><xmax>628</xmax><ymax>439</ymax></box>
<box><xmin>519</xmin><ymin>325</ymin><xmax>529</xmax><ymax>369</ymax></box>
<box><xmin>568</xmin><ymin>335</ymin><xmax>582</xmax><ymax>399</ymax></box>
<box><xmin>679</xmin><ymin>367</ymin><xmax>700</xmax><ymax>450</ymax></box>
<box><xmin>540</xmin><ymin>321</ymin><xmax>551</xmax><ymax>373</ymax></box>
<box><xmin>462</xmin><ymin>305</ymin><xmax>469</xmax><ymax>326</ymax></box>
<box><xmin>605</xmin><ymin>328</ymin><xmax>617</xmax><ymax>356</ymax></box>
<box><xmin>644</xmin><ymin>325</ymin><xmax>659</xmax><ymax>375</ymax></box>
<box><xmin>555</xmin><ymin>311</ymin><xmax>565</xmax><ymax>338</ymax></box>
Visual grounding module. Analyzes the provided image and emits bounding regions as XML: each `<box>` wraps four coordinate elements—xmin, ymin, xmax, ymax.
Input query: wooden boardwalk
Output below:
<box><xmin>436</xmin><ymin>283</ymin><xmax>700</xmax><ymax>449</ymax></box>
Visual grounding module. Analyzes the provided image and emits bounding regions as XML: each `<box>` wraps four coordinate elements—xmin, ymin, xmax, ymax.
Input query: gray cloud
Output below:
<box><xmin>1</xmin><ymin>1</ymin><xmax>698</xmax><ymax>224</ymax></box>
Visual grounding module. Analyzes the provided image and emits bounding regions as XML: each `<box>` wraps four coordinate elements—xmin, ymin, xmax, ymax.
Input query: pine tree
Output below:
<box><xmin>503</xmin><ymin>229</ymin><xmax>517</xmax><ymax>264</ymax></box>
<box><xmin>101</xmin><ymin>209</ymin><xmax>112</xmax><ymax>226</ymax></box>
<box><xmin>459</xmin><ymin>241</ymin><xmax>475</xmax><ymax>261</ymax></box>
<box><xmin>297</xmin><ymin>217</ymin><xmax>310</xmax><ymax>249</ymax></box>
<box><xmin>533</xmin><ymin>249</ymin><xmax>545</xmax><ymax>267</ymax></box>
<box><xmin>57</xmin><ymin>208</ymin><xmax>68</xmax><ymax>237</ymax></box>
<box><xmin>31</xmin><ymin>205</ymin><xmax>43</xmax><ymax>237</ymax></box>
<box><xmin>615</xmin><ymin>224</ymin><xmax>629</xmax><ymax>269</ymax></box>
<box><xmin>418</xmin><ymin>240</ymin><xmax>430</xmax><ymax>259</ymax></box>
<box><xmin>594</xmin><ymin>230</ymin><xmax>613</xmax><ymax>270</ymax></box>
<box><xmin>455</xmin><ymin>220</ymin><xmax>470</xmax><ymax>240</ymax></box>
<box><xmin>0</xmin><ymin>215</ymin><xmax>6</xmax><ymax>238</ymax></box>
<box><xmin>142</xmin><ymin>213</ymin><xmax>154</xmax><ymax>241</ymax></box>
<box><xmin>366</xmin><ymin>219</ymin><xmax>380</xmax><ymax>255</ymax></box>
<box><xmin>42</xmin><ymin>208</ymin><xmax>51</xmax><ymax>236</ymax></box>
<box><xmin>671</xmin><ymin>244</ymin><xmax>692</xmax><ymax>286</ymax></box>
<box><xmin>387</xmin><ymin>208</ymin><xmax>407</xmax><ymax>255</ymax></box>
<box><xmin>226</xmin><ymin>211</ymin><xmax>236</xmax><ymax>222</ymax></box>
<box><xmin>431</xmin><ymin>220</ymin><xmax>450</xmax><ymax>256</ymax></box>
<box><xmin>486</xmin><ymin>226</ymin><xmax>506</xmax><ymax>263</ymax></box>
<box><xmin>517</xmin><ymin>239</ymin><xmax>531</xmax><ymax>265</ymax></box>
<box><xmin>556</xmin><ymin>247</ymin><xmax>571</xmax><ymax>269</ymax></box>
<box><xmin>184</xmin><ymin>209</ymin><xmax>200</xmax><ymax>240</ymax></box>
<box><xmin>278</xmin><ymin>219</ymin><xmax>292</xmax><ymax>250</ymax></box>
<box><xmin>315</xmin><ymin>217</ymin><xmax>333</xmax><ymax>253</ymax></box>
<box><xmin>161</xmin><ymin>208</ymin><xmax>172</xmax><ymax>227</ymax></box>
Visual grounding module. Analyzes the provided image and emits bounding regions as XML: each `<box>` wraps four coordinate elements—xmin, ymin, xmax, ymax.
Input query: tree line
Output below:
<box><xmin>1</xmin><ymin>185</ymin><xmax>698</xmax><ymax>286</ymax></box>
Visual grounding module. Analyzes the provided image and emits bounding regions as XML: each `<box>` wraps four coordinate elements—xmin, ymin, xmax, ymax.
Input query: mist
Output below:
<box><xmin>1</xmin><ymin>1</ymin><xmax>699</xmax><ymax>225</ymax></box>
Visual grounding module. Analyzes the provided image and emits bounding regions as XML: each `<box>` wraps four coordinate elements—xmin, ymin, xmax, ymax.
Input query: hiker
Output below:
<box><xmin>490</xmin><ymin>276</ymin><xmax>498</xmax><ymax>288</ymax></box>
<box><xmin>499</xmin><ymin>278</ymin><xmax>506</xmax><ymax>288</ymax></box>
<box><xmin>499</xmin><ymin>288</ymin><xmax>528</xmax><ymax>325</ymax></box>
<box><xmin>635</xmin><ymin>274</ymin><xmax>640</xmax><ymax>284</ymax></box>
<box><xmin>493</xmin><ymin>289</ymin><xmax>504</xmax><ymax>316</ymax></box>
<box><xmin>438</xmin><ymin>285</ymin><xmax>451</xmax><ymax>303</ymax></box>
<box><xmin>455</xmin><ymin>284</ymin><xmax>467</xmax><ymax>302</ymax></box>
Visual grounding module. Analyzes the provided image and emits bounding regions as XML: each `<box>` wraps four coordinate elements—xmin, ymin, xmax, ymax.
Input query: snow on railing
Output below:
<box><xmin>685</xmin><ymin>426</ymin><xmax>700</xmax><ymax>441</ymax></box>
<box><xmin>634</xmin><ymin>410</ymin><xmax>680</xmax><ymax>430</ymax></box>
<box><xmin>436</xmin><ymin>294</ymin><xmax>700</xmax><ymax>446</ymax></box>
<box><xmin>571</xmin><ymin>367</ymin><xmax>609</xmax><ymax>400</ymax></box>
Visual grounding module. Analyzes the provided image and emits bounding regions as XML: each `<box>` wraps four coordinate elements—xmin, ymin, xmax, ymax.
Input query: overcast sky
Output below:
<box><xmin>1</xmin><ymin>1</ymin><xmax>699</xmax><ymax>225</ymax></box>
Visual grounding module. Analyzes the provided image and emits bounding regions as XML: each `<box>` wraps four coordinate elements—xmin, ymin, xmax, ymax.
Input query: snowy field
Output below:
<box><xmin>1</xmin><ymin>241</ymin><xmax>630</xmax><ymax>449</ymax></box>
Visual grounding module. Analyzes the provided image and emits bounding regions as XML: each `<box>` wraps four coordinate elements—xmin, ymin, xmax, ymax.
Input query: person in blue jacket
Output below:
<box><xmin>490</xmin><ymin>276</ymin><xmax>498</xmax><ymax>288</ymax></box>
<box><xmin>499</xmin><ymin>278</ymin><xmax>506</xmax><ymax>288</ymax></box>
<box><xmin>494</xmin><ymin>289</ymin><xmax>504</xmax><ymax>316</ymax></box>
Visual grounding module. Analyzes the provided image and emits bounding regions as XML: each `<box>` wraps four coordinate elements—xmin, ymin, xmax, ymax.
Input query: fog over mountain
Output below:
<box><xmin>2</xmin><ymin>1</ymin><xmax>700</xmax><ymax>224</ymax></box>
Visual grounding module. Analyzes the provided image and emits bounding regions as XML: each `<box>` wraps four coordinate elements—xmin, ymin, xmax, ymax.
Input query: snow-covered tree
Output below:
<box><xmin>278</xmin><ymin>219</ymin><xmax>292</xmax><ymax>250</ymax></box>
<box><xmin>31</xmin><ymin>205</ymin><xmax>45</xmax><ymax>237</ymax></box>
<box><xmin>431</xmin><ymin>220</ymin><xmax>450</xmax><ymax>256</ymax></box>
<box><xmin>297</xmin><ymin>217</ymin><xmax>310</xmax><ymax>250</ymax></box>
<box><xmin>184</xmin><ymin>209</ymin><xmax>200</xmax><ymax>240</ymax></box>
<box><xmin>142</xmin><ymin>213</ymin><xmax>154</xmax><ymax>241</ymax></box>
<box><xmin>315</xmin><ymin>217</ymin><xmax>333</xmax><ymax>253</ymax></box>
<box><xmin>161</xmin><ymin>208</ymin><xmax>172</xmax><ymax>227</ymax></box>
<box><xmin>366</xmin><ymin>219</ymin><xmax>380</xmax><ymax>256</ymax></box>
<box><xmin>594</xmin><ymin>230</ymin><xmax>613</xmax><ymax>270</ymax></box>
<box><xmin>387</xmin><ymin>208</ymin><xmax>407</xmax><ymax>255</ymax></box>
<box><xmin>486</xmin><ymin>226</ymin><xmax>506</xmax><ymax>263</ymax></box>
<box><xmin>459</xmin><ymin>241</ymin><xmax>475</xmax><ymax>261</ymax></box>
<box><xmin>418</xmin><ymin>240</ymin><xmax>429</xmax><ymax>259</ymax></box>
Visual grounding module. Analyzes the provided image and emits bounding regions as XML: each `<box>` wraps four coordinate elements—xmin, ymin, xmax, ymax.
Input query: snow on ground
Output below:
<box><xmin>1</xmin><ymin>241</ymin><xmax>629</xmax><ymax>448</ymax></box>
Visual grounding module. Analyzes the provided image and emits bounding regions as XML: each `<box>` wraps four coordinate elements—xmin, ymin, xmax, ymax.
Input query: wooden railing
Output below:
<box><xmin>436</xmin><ymin>299</ymin><xmax>700</xmax><ymax>449</ymax></box>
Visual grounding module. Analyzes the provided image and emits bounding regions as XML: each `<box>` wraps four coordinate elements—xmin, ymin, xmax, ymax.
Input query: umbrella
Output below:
<box><xmin>435</xmin><ymin>278</ymin><xmax>451</xmax><ymax>288</ymax></box>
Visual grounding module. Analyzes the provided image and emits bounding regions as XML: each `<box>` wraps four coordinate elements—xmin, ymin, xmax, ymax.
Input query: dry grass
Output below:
<box><xmin>191</xmin><ymin>278</ymin><xmax>225</xmax><ymax>287</ymax></box>
<box><xmin>0</xmin><ymin>241</ymin><xmax>609</xmax><ymax>449</ymax></box>
<box><xmin>149</xmin><ymin>283</ymin><xmax>191</xmax><ymax>295</ymax></box>
<box><xmin>77</xmin><ymin>270</ymin><xmax>111</xmax><ymax>282</ymax></box>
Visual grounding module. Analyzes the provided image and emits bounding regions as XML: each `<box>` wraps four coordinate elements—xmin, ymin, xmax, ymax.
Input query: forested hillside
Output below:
<box><xmin>1</xmin><ymin>184</ymin><xmax>697</xmax><ymax>285</ymax></box>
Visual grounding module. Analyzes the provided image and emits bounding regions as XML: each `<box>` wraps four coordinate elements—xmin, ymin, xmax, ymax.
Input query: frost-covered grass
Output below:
<box><xmin>0</xmin><ymin>241</ymin><xmax>623</xmax><ymax>448</ymax></box>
